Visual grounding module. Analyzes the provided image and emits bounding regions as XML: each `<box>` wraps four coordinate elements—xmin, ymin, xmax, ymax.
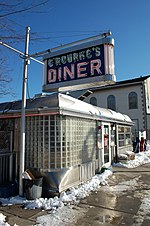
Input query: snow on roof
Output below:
<box><xmin>0</xmin><ymin>93</ymin><xmax>133</xmax><ymax>124</ymax></box>
<box><xmin>58</xmin><ymin>93</ymin><xmax>133</xmax><ymax>124</ymax></box>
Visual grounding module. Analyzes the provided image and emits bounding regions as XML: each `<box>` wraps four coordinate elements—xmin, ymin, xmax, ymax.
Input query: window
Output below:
<box><xmin>107</xmin><ymin>95</ymin><xmax>116</xmax><ymax>111</ymax></box>
<box><xmin>90</xmin><ymin>97</ymin><xmax>97</xmax><ymax>106</ymax></box>
<box><xmin>128</xmin><ymin>92</ymin><xmax>138</xmax><ymax>109</ymax></box>
<box><xmin>118</xmin><ymin>126</ymin><xmax>131</xmax><ymax>147</ymax></box>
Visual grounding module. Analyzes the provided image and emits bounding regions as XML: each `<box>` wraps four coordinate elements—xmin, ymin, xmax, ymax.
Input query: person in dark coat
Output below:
<box><xmin>133</xmin><ymin>137</ymin><xmax>140</xmax><ymax>153</ymax></box>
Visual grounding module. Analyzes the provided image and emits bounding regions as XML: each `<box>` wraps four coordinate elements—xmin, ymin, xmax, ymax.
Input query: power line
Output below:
<box><xmin>0</xmin><ymin>0</ymin><xmax>49</xmax><ymax>18</ymax></box>
<box><xmin>36</xmin><ymin>30</ymin><xmax>107</xmax><ymax>34</ymax></box>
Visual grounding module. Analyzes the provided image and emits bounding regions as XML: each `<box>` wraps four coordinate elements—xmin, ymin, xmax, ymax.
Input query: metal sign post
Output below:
<box><xmin>0</xmin><ymin>27</ymin><xmax>47</xmax><ymax>197</ymax></box>
<box><xmin>19</xmin><ymin>26</ymin><xmax>30</xmax><ymax>196</ymax></box>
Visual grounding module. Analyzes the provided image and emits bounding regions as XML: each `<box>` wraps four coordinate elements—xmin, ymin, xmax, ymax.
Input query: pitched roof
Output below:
<box><xmin>102</xmin><ymin>74</ymin><xmax>150</xmax><ymax>88</ymax></box>
<box><xmin>74</xmin><ymin>75</ymin><xmax>150</xmax><ymax>100</ymax></box>
<box><xmin>91</xmin><ymin>74</ymin><xmax>150</xmax><ymax>90</ymax></box>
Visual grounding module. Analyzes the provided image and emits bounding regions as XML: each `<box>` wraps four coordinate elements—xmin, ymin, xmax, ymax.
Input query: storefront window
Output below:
<box><xmin>118</xmin><ymin>126</ymin><xmax>131</xmax><ymax>147</ymax></box>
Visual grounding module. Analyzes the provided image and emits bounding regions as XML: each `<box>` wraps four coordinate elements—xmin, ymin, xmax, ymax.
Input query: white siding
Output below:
<box><xmin>84</xmin><ymin>83</ymin><xmax>145</xmax><ymax>132</ymax></box>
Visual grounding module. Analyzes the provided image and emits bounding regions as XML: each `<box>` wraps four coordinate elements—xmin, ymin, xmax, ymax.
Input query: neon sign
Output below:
<box><xmin>47</xmin><ymin>45</ymin><xmax>104</xmax><ymax>84</ymax></box>
<box><xmin>43</xmin><ymin>37</ymin><xmax>115</xmax><ymax>92</ymax></box>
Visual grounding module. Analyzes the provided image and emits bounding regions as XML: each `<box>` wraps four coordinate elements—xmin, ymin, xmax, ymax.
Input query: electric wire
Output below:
<box><xmin>27</xmin><ymin>71</ymin><xmax>32</xmax><ymax>101</ymax></box>
<box><xmin>14</xmin><ymin>59</ymin><xmax>23</xmax><ymax>100</ymax></box>
<box><xmin>2</xmin><ymin>17</ymin><xmax>109</xmax><ymax>47</ymax></box>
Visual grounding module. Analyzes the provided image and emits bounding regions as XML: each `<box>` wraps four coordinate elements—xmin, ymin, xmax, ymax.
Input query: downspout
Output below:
<box><xmin>114</xmin><ymin>124</ymin><xmax>118</xmax><ymax>163</ymax></box>
<box><xmin>142</xmin><ymin>80</ymin><xmax>147</xmax><ymax>138</ymax></box>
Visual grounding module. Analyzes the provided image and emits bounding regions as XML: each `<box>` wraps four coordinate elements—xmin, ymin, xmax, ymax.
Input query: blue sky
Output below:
<box><xmin>1</xmin><ymin>0</ymin><xmax>150</xmax><ymax>103</ymax></box>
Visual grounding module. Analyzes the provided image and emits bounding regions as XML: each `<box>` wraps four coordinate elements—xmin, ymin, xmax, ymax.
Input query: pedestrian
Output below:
<box><xmin>144</xmin><ymin>139</ymin><xmax>147</xmax><ymax>151</ymax></box>
<box><xmin>134</xmin><ymin>137</ymin><xmax>140</xmax><ymax>153</ymax></box>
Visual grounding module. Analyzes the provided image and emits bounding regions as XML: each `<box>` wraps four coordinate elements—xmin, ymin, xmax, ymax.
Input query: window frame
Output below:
<box><xmin>128</xmin><ymin>92</ymin><xmax>138</xmax><ymax>109</ymax></box>
<box><xmin>107</xmin><ymin>95</ymin><xmax>116</xmax><ymax>111</ymax></box>
<box><xmin>117</xmin><ymin>125</ymin><xmax>132</xmax><ymax>147</ymax></box>
<box><xmin>90</xmin><ymin>97</ymin><xmax>97</xmax><ymax>106</ymax></box>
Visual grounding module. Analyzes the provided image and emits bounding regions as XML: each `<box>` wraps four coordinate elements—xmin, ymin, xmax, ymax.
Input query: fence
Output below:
<box><xmin>0</xmin><ymin>131</ymin><xmax>15</xmax><ymax>186</ymax></box>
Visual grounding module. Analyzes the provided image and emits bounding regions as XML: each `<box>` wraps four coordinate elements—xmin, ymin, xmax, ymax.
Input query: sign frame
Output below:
<box><xmin>43</xmin><ymin>37</ymin><xmax>116</xmax><ymax>92</ymax></box>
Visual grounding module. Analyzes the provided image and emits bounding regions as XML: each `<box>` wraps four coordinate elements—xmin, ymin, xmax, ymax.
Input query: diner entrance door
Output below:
<box><xmin>102</xmin><ymin>123</ymin><xmax>111</xmax><ymax>165</ymax></box>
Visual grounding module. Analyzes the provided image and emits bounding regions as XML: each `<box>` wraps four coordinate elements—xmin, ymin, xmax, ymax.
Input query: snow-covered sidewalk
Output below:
<box><xmin>1</xmin><ymin>149</ymin><xmax>150</xmax><ymax>226</ymax></box>
<box><xmin>113</xmin><ymin>149</ymin><xmax>150</xmax><ymax>168</ymax></box>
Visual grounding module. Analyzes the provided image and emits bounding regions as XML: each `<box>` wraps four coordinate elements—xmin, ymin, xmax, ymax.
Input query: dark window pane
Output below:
<box><xmin>128</xmin><ymin>92</ymin><xmax>138</xmax><ymax>109</ymax></box>
<box><xmin>107</xmin><ymin>95</ymin><xmax>116</xmax><ymax>111</ymax></box>
<box><xmin>90</xmin><ymin>97</ymin><xmax>97</xmax><ymax>106</ymax></box>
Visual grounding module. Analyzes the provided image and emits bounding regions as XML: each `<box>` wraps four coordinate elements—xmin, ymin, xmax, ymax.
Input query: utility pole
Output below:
<box><xmin>0</xmin><ymin>27</ymin><xmax>47</xmax><ymax>197</ymax></box>
<box><xmin>19</xmin><ymin>26</ymin><xmax>30</xmax><ymax>196</ymax></box>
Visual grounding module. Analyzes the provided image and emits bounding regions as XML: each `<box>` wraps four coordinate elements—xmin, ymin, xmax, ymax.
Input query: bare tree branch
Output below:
<box><xmin>0</xmin><ymin>0</ymin><xmax>49</xmax><ymax>18</ymax></box>
<box><xmin>0</xmin><ymin>0</ymin><xmax>50</xmax><ymax>98</ymax></box>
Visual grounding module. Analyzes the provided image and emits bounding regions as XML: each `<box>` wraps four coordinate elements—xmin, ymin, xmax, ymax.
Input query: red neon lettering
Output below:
<box><xmin>90</xmin><ymin>59</ymin><xmax>101</xmax><ymax>75</ymax></box>
<box><xmin>48</xmin><ymin>69</ymin><xmax>56</xmax><ymax>83</ymax></box>
<box><xmin>63</xmin><ymin>64</ymin><xmax>75</xmax><ymax>80</ymax></box>
<box><xmin>58</xmin><ymin>67</ymin><xmax>62</xmax><ymax>81</ymax></box>
<box><xmin>77</xmin><ymin>62</ymin><xmax>88</xmax><ymax>78</ymax></box>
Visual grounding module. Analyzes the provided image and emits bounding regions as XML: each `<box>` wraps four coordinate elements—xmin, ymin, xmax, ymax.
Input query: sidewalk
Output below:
<box><xmin>75</xmin><ymin>163</ymin><xmax>150</xmax><ymax>226</ymax></box>
<box><xmin>1</xmin><ymin>162</ymin><xmax>150</xmax><ymax>226</ymax></box>
<box><xmin>0</xmin><ymin>203</ymin><xmax>48</xmax><ymax>226</ymax></box>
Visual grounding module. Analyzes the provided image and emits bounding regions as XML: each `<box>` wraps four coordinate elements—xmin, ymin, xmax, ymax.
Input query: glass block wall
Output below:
<box><xmin>25</xmin><ymin>114</ymin><xmax>97</xmax><ymax>171</ymax></box>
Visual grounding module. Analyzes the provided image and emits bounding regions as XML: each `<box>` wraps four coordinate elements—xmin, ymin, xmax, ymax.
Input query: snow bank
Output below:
<box><xmin>0</xmin><ymin>213</ymin><xmax>10</xmax><ymax>226</ymax></box>
<box><xmin>0</xmin><ymin>213</ymin><xmax>19</xmax><ymax>226</ymax></box>
<box><xmin>1</xmin><ymin>150</ymin><xmax>150</xmax><ymax>226</ymax></box>
<box><xmin>113</xmin><ymin>150</ymin><xmax>150</xmax><ymax>168</ymax></box>
<box><xmin>0</xmin><ymin>169</ymin><xmax>112</xmax><ymax>211</ymax></box>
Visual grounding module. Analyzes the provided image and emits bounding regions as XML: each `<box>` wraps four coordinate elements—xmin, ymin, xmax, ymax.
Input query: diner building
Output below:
<box><xmin>0</xmin><ymin>93</ymin><xmax>133</xmax><ymax>197</ymax></box>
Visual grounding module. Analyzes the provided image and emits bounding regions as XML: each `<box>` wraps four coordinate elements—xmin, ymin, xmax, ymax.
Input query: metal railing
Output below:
<box><xmin>0</xmin><ymin>131</ymin><xmax>16</xmax><ymax>186</ymax></box>
<box><xmin>0</xmin><ymin>152</ymin><xmax>15</xmax><ymax>185</ymax></box>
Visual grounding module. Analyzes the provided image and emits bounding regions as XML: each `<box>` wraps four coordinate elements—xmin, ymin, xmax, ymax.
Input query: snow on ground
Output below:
<box><xmin>0</xmin><ymin>169</ymin><xmax>112</xmax><ymax>226</ymax></box>
<box><xmin>0</xmin><ymin>213</ymin><xmax>10</xmax><ymax>226</ymax></box>
<box><xmin>0</xmin><ymin>169</ymin><xmax>112</xmax><ymax>210</ymax></box>
<box><xmin>113</xmin><ymin>149</ymin><xmax>150</xmax><ymax>168</ymax></box>
<box><xmin>1</xmin><ymin>149</ymin><xmax>150</xmax><ymax>226</ymax></box>
<box><xmin>0</xmin><ymin>212</ymin><xmax>19</xmax><ymax>226</ymax></box>
<box><xmin>132</xmin><ymin>190</ymin><xmax>150</xmax><ymax>226</ymax></box>
<box><xmin>36</xmin><ymin>205</ymin><xmax>88</xmax><ymax>226</ymax></box>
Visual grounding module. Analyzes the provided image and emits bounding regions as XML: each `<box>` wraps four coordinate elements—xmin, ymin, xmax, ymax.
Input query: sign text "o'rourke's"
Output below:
<box><xmin>46</xmin><ymin>45</ymin><xmax>105</xmax><ymax>84</ymax></box>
